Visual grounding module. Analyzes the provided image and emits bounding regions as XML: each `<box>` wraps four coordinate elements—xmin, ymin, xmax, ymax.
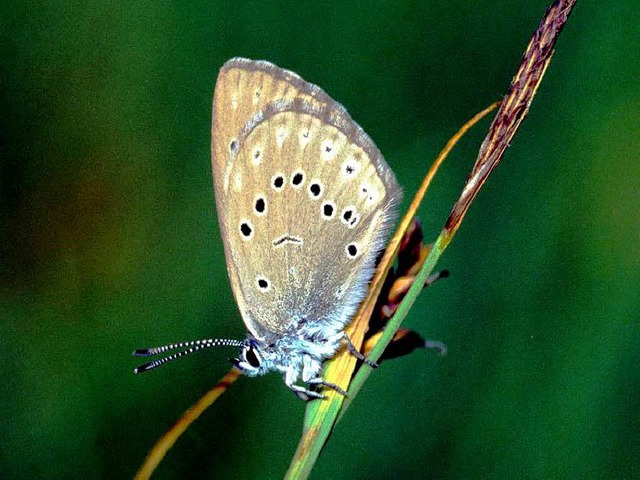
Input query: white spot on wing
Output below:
<box><xmin>346</xmin><ymin>242</ymin><xmax>360</xmax><ymax>258</ymax></box>
<box><xmin>290</xmin><ymin>170</ymin><xmax>305</xmax><ymax>189</ymax></box>
<box><xmin>341</xmin><ymin>157</ymin><xmax>360</xmax><ymax>180</ymax></box>
<box><xmin>223</xmin><ymin>169</ymin><xmax>230</xmax><ymax>192</ymax></box>
<box><xmin>253</xmin><ymin>194</ymin><xmax>267</xmax><ymax>216</ymax></box>
<box><xmin>360</xmin><ymin>181</ymin><xmax>379</xmax><ymax>205</ymax></box>
<box><xmin>308</xmin><ymin>179</ymin><xmax>323</xmax><ymax>199</ymax></box>
<box><xmin>321</xmin><ymin>201</ymin><xmax>336</xmax><ymax>220</ymax></box>
<box><xmin>341</xmin><ymin>206</ymin><xmax>358</xmax><ymax>228</ymax></box>
<box><xmin>276</xmin><ymin>125</ymin><xmax>288</xmax><ymax>147</ymax></box>
<box><xmin>273</xmin><ymin>234</ymin><xmax>303</xmax><ymax>247</ymax></box>
<box><xmin>233</xmin><ymin>172</ymin><xmax>242</xmax><ymax>192</ymax></box>
<box><xmin>239</xmin><ymin>219</ymin><xmax>254</xmax><ymax>240</ymax></box>
<box><xmin>252</xmin><ymin>146</ymin><xmax>262</xmax><ymax>166</ymax></box>
<box><xmin>272</xmin><ymin>173</ymin><xmax>285</xmax><ymax>191</ymax></box>
<box><xmin>256</xmin><ymin>275</ymin><xmax>271</xmax><ymax>293</ymax></box>
<box><xmin>299</xmin><ymin>128</ymin><xmax>311</xmax><ymax>149</ymax></box>
<box><xmin>321</xmin><ymin>139</ymin><xmax>337</xmax><ymax>161</ymax></box>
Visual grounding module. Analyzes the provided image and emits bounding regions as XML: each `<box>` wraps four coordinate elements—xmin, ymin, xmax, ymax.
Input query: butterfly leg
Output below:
<box><xmin>423</xmin><ymin>339</ymin><xmax>448</xmax><ymax>356</ymax></box>
<box><xmin>283</xmin><ymin>368</ymin><xmax>325</xmax><ymax>401</ymax></box>
<box><xmin>307</xmin><ymin>377</ymin><xmax>347</xmax><ymax>397</ymax></box>
<box><xmin>298</xmin><ymin>354</ymin><xmax>347</xmax><ymax>398</ymax></box>
<box><xmin>342</xmin><ymin>332</ymin><xmax>379</xmax><ymax>368</ymax></box>
<box><xmin>287</xmin><ymin>383</ymin><xmax>326</xmax><ymax>401</ymax></box>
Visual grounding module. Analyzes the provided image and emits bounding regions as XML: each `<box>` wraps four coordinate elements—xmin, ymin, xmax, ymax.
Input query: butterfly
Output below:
<box><xmin>134</xmin><ymin>58</ymin><xmax>401</xmax><ymax>400</ymax></box>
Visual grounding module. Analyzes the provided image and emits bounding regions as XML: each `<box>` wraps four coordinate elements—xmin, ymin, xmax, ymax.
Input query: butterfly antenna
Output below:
<box><xmin>132</xmin><ymin>339</ymin><xmax>245</xmax><ymax>373</ymax></box>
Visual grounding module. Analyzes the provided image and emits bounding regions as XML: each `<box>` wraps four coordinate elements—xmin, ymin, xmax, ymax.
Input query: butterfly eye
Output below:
<box><xmin>244</xmin><ymin>346</ymin><xmax>261</xmax><ymax>368</ymax></box>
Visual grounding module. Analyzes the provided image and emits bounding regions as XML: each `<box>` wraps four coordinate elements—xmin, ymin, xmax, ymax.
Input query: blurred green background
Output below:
<box><xmin>1</xmin><ymin>1</ymin><xmax>638</xmax><ymax>479</ymax></box>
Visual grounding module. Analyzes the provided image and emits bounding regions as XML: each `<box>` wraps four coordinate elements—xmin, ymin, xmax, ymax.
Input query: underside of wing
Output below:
<box><xmin>211</xmin><ymin>58</ymin><xmax>401</xmax><ymax>340</ymax></box>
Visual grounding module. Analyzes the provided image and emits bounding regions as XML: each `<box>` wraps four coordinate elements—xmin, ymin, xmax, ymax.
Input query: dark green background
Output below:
<box><xmin>1</xmin><ymin>1</ymin><xmax>638</xmax><ymax>479</ymax></box>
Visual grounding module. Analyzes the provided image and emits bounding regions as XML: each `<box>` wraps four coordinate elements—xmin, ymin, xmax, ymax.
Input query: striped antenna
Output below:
<box><xmin>132</xmin><ymin>338</ymin><xmax>244</xmax><ymax>374</ymax></box>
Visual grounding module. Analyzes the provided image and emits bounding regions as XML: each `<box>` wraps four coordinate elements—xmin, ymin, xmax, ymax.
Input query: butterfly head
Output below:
<box><xmin>231</xmin><ymin>338</ymin><xmax>271</xmax><ymax>376</ymax></box>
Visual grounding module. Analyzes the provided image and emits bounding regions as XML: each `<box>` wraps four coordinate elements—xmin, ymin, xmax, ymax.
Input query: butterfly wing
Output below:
<box><xmin>211</xmin><ymin>58</ymin><xmax>401</xmax><ymax>341</ymax></box>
